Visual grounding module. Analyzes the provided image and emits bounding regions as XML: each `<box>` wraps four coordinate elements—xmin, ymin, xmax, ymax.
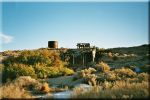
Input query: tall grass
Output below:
<box><xmin>72</xmin><ymin>63</ymin><xmax>149</xmax><ymax>99</ymax></box>
<box><xmin>72</xmin><ymin>78</ymin><xmax>149</xmax><ymax>99</ymax></box>
<box><xmin>0</xmin><ymin>76</ymin><xmax>42</xmax><ymax>99</ymax></box>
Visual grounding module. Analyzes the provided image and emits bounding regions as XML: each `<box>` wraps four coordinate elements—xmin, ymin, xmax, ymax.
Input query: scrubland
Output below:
<box><xmin>0</xmin><ymin>44</ymin><xmax>149</xmax><ymax>99</ymax></box>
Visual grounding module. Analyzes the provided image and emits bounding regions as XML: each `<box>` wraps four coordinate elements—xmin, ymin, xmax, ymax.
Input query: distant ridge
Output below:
<box><xmin>107</xmin><ymin>44</ymin><xmax>149</xmax><ymax>54</ymax></box>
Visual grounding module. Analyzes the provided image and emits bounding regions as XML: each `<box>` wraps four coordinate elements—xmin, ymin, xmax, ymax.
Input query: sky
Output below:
<box><xmin>0</xmin><ymin>1</ymin><xmax>149</xmax><ymax>51</ymax></box>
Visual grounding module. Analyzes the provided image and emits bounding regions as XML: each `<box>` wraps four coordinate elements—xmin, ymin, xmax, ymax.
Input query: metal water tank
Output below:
<box><xmin>48</xmin><ymin>41</ymin><xmax>58</xmax><ymax>48</ymax></box>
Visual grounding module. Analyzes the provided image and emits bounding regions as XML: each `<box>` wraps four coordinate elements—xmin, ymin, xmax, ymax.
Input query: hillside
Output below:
<box><xmin>108</xmin><ymin>44</ymin><xmax>149</xmax><ymax>55</ymax></box>
<box><xmin>99</xmin><ymin>44</ymin><xmax>149</xmax><ymax>72</ymax></box>
<box><xmin>0</xmin><ymin>44</ymin><xmax>149</xmax><ymax>99</ymax></box>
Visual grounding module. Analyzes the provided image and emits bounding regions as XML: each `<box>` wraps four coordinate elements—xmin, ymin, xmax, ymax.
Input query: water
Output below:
<box><xmin>52</xmin><ymin>84</ymin><xmax>92</xmax><ymax>98</ymax></box>
<box><xmin>34</xmin><ymin>93</ymin><xmax>52</xmax><ymax>98</ymax></box>
<box><xmin>34</xmin><ymin>84</ymin><xmax>91</xmax><ymax>99</ymax></box>
<box><xmin>74</xmin><ymin>84</ymin><xmax>92</xmax><ymax>91</ymax></box>
<box><xmin>34</xmin><ymin>91</ymin><xmax>73</xmax><ymax>99</ymax></box>
<box><xmin>52</xmin><ymin>91</ymin><xmax>73</xmax><ymax>98</ymax></box>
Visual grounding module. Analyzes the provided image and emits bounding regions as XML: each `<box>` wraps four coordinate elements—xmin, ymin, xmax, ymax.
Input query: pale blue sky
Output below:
<box><xmin>1</xmin><ymin>2</ymin><xmax>149</xmax><ymax>51</ymax></box>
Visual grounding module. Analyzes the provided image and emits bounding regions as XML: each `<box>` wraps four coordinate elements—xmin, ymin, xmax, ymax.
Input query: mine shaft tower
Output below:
<box><xmin>48</xmin><ymin>41</ymin><xmax>96</xmax><ymax>66</ymax></box>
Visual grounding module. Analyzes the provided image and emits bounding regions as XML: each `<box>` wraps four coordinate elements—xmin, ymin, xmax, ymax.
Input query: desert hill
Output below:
<box><xmin>0</xmin><ymin>44</ymin><xmax>149</xmax><ymax>99</ymax></box>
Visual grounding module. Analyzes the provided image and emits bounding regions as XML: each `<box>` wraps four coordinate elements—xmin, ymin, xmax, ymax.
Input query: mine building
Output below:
<box><xmin>48</xmin><ymin>41</ymin><xmax>97</xmax><ymax>67</ymax></box>
<box><xmin>77</xmin><ymin>43</ymin><xmax>90</xmax><ymax>49</ymax></box>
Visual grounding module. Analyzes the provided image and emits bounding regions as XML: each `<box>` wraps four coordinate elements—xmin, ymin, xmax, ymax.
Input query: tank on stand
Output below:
<box><xmin>48</xmin><ymin>41</ymin><xmax>58</xmax><ymax>48</ymax></box>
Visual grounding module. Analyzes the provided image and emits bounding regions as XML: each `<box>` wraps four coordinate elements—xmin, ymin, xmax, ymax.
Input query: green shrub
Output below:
<box><xmin>2</xmin><ymin>49</ymin><xmax>74</xmax><ymax>81</ymax></box>
<box><xmin>87</xmin><ymin>62</ymin><xmax>96</xmax><ymax>67</ymax></box>
<box><xmin>16</xmin><ymin>50</ymin><xmax>53</xmax><ymax>66</ymax></box>
<box><xmin>139</xmin><ymin>65</ymin><xmax>149</xmax><ymax>73</ymax></box>
<box><xmin>2</xmin><ymin>49</ymin><xmax>60</xmax><ymax>67</ymax></box>
<box><xmin>112</xmin><ymin>55</ymin><xmax>119</xmax><ymax>61</ymax></box>
<box><xmin>47</xmin><ymin>67</ymin><xmax>74</xmax><ymax>77</ymax></box>
<box><xmin>0</xmin><ymin>64</ymin><xmax>4</xmax><ymax>72</ymax></box>
<box><xmin>47</xmin><ymin>67</ymin><xmax>62</xmax><ymax>77</ymax></box>
<box><xmin>3</xmin><ymin>63</ymin><xmax>36</xmax><ymax>82</ymax></box>
<box><xmin>61</xmin><ymin>67</ymin><xmax>74</xmax><ymax>75</ymax></box>
<box><xmin>34</xmin><ymin>63</ymin><xmax>74</xmax><ymax>78</ymax></box>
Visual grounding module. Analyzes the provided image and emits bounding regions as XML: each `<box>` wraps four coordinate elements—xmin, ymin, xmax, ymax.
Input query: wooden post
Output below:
<box><xmin>85</xmin><ymin>53</ymin><xmax>86</xmax><ymax>66</ymax></box>
<box><xmin>83</xmin><ymin>52</ymin><xmax>84</xmax><ymax>66</ymax></box>
<box><xmin>72</xmin><ymin>54</ymin><xmax>74</xmax><ymax>65</ymax></box>
<box><xmin>92</xmin><ymin>48</ymin><xmax>96</xmax><ymax>62</ymax></box>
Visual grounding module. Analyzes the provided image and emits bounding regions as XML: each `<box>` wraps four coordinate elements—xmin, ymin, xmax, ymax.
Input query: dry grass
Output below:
<box><xmin>71</xmin><ymin>64</ymin><xmax>149</xmax><ymax>99</ymax></box>
<box><xmin>74</xmin><ymin>68</ymin><xmax>97</xmax><ymax>86</ymax></box>
<box><xmin>96</xmin><ymin>61</ymin><xmax>110</xmax><ymax>72</ymax></box>
<box><xmin>72</xmin><ymin>80</ymin><xmax>149</xmax><ymax>99</ymax></box>
<box><xmin>75</xmin><ymin>67</ymin><xmax>96</xmax><ymax>79</ymax></box>
<box><xmin>108</xmin><ymin>52</ymin><xmax>113</xmax><ymax>58</ymax></box>
<box><xmin>113</xmin><ymin>67</ymin><xmax>136</xmax><ymax>78</ymax></box>
<box><xmin>0</xmin><ymin>83</ymin><xmax>32</xmax><ymax>98</ymax></box>
<box><xmin>0</xmin><ymin>76</ymin><xmax>42</xmax><ymax>99</ymax></box>
<box><xmin>40</xmin><ymin>83</ymin><xmax>51</xmax><ymax>93</ymax></box>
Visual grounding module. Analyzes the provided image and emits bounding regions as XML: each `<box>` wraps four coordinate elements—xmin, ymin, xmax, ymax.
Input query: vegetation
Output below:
<box><xmin>0</xmin><ymin>76</ymin><xmax>42</xmax><ymax>98</ymax></box>
<box><xmin>96</xmin><ymin>61</ymin><xmax>110</xmax><ymax>72</ymax></box>
<box><xmin>40</xmin><ymin>82</ymin><xmax>51</xmax><ymax>93</ymax></box>
<box><xmin>72</xmin><ymin>68</ymin><xmax>149</xmax><ymax>99</ymax></box>
<box><xmin>2</xmin><ymin>49</ymin><xmax>74</xmax><ymax>82</ymax></box>
<box><xmin>0</xmin><ymin>44</ymin><xmax>149</xmax><ymax>99</ymax></box>
<box><xmin>74</xmin><ymin>67</ymin><xmax>97</xmax><ymax>86</ymax></box>
<box><xmin>72</xmin><ymin>79</ymin><xmax>149</xmax><ymax>99</ymax></box>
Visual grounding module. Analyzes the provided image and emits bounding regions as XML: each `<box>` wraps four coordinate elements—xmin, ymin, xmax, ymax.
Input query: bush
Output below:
<box><xmin>0</xmin><ymin>84</ymin><xmax>32</xmax><ymax>99</ymax></box>
<box><xmin>113</xmin><ymin>68</ymin><xmax>136</xmax><ymax>78</ymax></box>
<box><xmin>47</xmin><ymin>67</ymin><xmax>62</xmax><ymax>78</ymax></box>
<box><xmin>3</xmin><ymin>63</ymin><xmax>36</xmax><ymax>82</ymax></box>
<box><xmin>112</xmin><ymin>55</ymin><xmax>119</xmax><ymax>61</ymax></box>
<box><xmin>0</xmin><ymin>76</ymin><xmax>42</xmax><ymax>99</ymax></box>
<box><xmin>77</xmin><ymin>67</ymin><xmax>97</xmax><ymax>78</ymax></box>
<box><xmin>72</xmin><ymin>80</ymin><xmax>149</xmax><ymax>99</ymax></box>
<box><xmin>0</xmin><ymin>64</ymin><xmax>4</xmax><ymax>72</ymax></box>
<box><xmin>97</xmin><ymin>71</ymin><xmax>120</xmax><ymax>82</ymax></box>
<box><xmin>87</xmin><ymin>62</ymin><xmax>96</xmax><ymax>67</ymax></box>
<box><xmin>96</xmin><ymin>61</ymin><xmax>110</xmax><ymax>72</ymax></box>
<box><xmin>2</xmin><ymin>49</ymin><xmax>74</xmax><ymax>81</ymax></box>
<box><xmin>16</xmin><ymin>50</ymin><xmax>53</xmax><ymax>66</ymax></box>
<box><xmin>34</xmin><ymin>63</ymin><xmax>74</xmax><ymax>78</ymax></box>
<box><xmin>40</xmin><ymin>83</ymin><xmax>50</xmax><ymax>93</ymax></box>
<box><xmin>108</xmin><ymin>52</ymin><xmax>113</xmax><ymax>58</ymax></box>
<box><xmin>34</xmin><ymin>64</ymin><xmax>60</xmax><ymax>78</ymax></box>
<box><xmin>61</xmin><ymin>67</ymin><xmax>74</xmax><ymax>75</ymax></box>
<box><xmin>86</xmin><ymin>74</ymin><xmax>97</xmax><ymax>86</ymax></box>
<box><xmin>137</xmin><ymin>73</ymin><xmax>149</xmax><ymax>82</ymax></box>
<box><xmin>75</xmin><ymin>68</ymin><xmax>97</xmax><ymax>85</ymax></box>
<box><xmin>139</xmin><ymin>65</ymin><xmax>149</xmax><ymax>73</ymax></box>
<box><xmin>2</xmin><ymin>49</ymin><xmax>61</xmax><ymax>67</ymax></box>
<box><xmin>105</xmin><ymin>72</ymin><xmax>118</xmax><ymax>81</ymax></box>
